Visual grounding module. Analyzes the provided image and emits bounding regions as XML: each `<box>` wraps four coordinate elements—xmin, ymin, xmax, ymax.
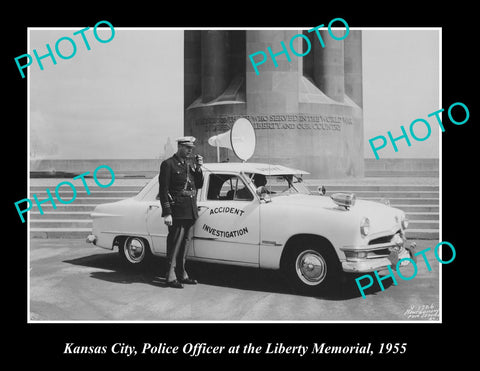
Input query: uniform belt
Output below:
<box><xmin>177</xmin><ymin>190</ymin><xmax>195</xmax><ymax>197</ymax></box>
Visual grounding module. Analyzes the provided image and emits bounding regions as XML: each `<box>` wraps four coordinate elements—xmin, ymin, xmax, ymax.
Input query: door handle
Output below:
<box><xmin>148</xmin><ymin>205</ymin><xmax>160</xmax><ymax>210</ymax></box>
<box><xmin>197</xmin><ymin>206</ymin><xmax>209</xmax><ymax>210</ymax></box>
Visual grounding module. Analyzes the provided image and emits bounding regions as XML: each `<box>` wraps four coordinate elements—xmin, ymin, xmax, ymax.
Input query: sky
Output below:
<box><xmin>29</xmin><ymin>28</ymin><xmax>183</xmax><ymax>159</ymax></box>
<box><xmin>362</xmin><ymin>29</ymin><xmax>439</xmax><ymax>158</ymax></box>
<box><xmin>28</xmin><ymin>27</ymin><xmax>440</xmax><ymax>160</ymax></box>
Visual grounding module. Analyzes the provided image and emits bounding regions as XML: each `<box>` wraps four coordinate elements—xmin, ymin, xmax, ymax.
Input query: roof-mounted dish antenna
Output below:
<box><xmin>208</xmin><ymin>118</ymin><xmax>256</xmax><ymax>163</ymax></box>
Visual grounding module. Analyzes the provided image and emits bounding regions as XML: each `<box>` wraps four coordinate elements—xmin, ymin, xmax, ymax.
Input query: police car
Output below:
<box><xmin>86</xmin><ymin>161</ymin><xmax>416</xmax><ymax>294</ymax></box>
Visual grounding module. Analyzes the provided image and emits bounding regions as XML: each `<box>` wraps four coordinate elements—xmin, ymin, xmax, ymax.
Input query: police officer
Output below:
<box><xmin>158</xmin><ymin>136</ymin><xmax>204</xmax><ymax>288</ymax></box>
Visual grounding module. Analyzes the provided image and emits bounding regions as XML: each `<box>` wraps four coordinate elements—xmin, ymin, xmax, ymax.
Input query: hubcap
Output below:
<box><xmin>124</xmin><ymin>238</ymin><xmax>145</xmax><ymax>263</ymax></box>
<box><xmin>295</xmin><ymin>250</ymin><xmax>327</xmax><ymax>285</ymax></box>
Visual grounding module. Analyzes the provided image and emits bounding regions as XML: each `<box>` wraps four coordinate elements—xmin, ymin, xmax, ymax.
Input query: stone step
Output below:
<box><xmin>307</xmin><ymin>184</ymin><xmax>439</xmax><ymax>194</ymax></box>
<box><xmin>405</xmin><ymin>229</ymin><xmax>439</xmax><ymax>240</ymax></box>
<box><xmin>364</xmin><ymin>170</ymin><xmax>439</xmax><ymax>177</ymax></box>
<box><xmin>292</xmin><ymin>183</ymin><xmax>439</xmax><ymax>190</ymax></box>
<box><xmin>364</xmin><ymin>158</ymin><xmax>438</xmax><ymax>170</ymax></box>
<box><xmin>27</xmin><ymin>204</ymin><xmax>100</xmax><ymax>212</ymax></box>
<box><xmin>391</xmin><ymin>204</ymin><xmax>439</xmax><ymax>212</ymax></box>
<box><xmin>30</xmin><ymin>197</ymin><xmax>125</xmax><ymax>205</ymax></box>
<box><xmin>29</xmin><ymin>186</ymin><xmax>144</xmax><ymax>193</ymax></box>
<box><xmin>30</xmin><ymin>211</ymin><xmax>92</xmax><ymax>219</ymax></box>
<box><xmin>29</xmin><ymin>190</ymin><xmax>140</xmax><ymax>198</ymax></box>
<box><xmin>325</xmin><ymin>190</ymin><xmax>439</xmax><ymax>198</ymax></box>
<box><xmin>406</xmin><ymin>212</ymin><xmax>439</xmax><ymax>221</ymax></box>
<box><xmin>30</xmin><ymin>228</ymin><xmax>92</xmax><ymax>239</ymax></box>
<box><xmin>30</xmin><ymin>171</ymin><xmax>158</xmax><ymax>179</ymax></box>
<box><xmin>30</xmin><ymin>219</ymin><xmax>93</xmax><ymax>228</ymax></box>
<box><xmin>408</xmin><ymin>220</ymin><xmax>439</xmax><ymax>229</ymax></box>
<box><xmin>360</xmin><ymin>197</ymin><xmax>438</xmax><ymax>205</ymax></box>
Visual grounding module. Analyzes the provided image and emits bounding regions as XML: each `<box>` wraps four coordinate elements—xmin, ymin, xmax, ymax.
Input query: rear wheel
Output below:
<box><xmin>283</xmin><ymin>242</ymin><xmax>341</xmax><ymax>295</ymax></box>
<box><xmin>118</xmin><ymin>236</ymin><xmax>152</xmax><ymax>268</ymax></box>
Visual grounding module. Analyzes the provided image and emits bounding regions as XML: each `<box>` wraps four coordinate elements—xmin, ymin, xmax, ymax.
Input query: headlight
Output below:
<box><xmin>360</xmin><ymin>217</ymin><xmax>370</xmax><ymax>237</ymax></box>
<box><xmin>401</xmin><ymin>215</ymin><xmax>409</xmax><ymax>230</ymax></box>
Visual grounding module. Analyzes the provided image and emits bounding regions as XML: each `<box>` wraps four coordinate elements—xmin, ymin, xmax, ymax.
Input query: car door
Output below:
<box><xmin>193</xmin><ymin>173</ymin><xmax>260</xmax><ymax>265</ymax></box>
<box><xmin>145</xmin><ymin>202</ymin><xmax>168</xmax><ymax>255</ymax></box>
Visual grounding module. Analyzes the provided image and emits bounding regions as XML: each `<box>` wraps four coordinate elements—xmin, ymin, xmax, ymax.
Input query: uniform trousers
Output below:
<box><xmin>166</xmin><ymin>219</ymin><xmax>194</xmax><ymax>282</ymax></box>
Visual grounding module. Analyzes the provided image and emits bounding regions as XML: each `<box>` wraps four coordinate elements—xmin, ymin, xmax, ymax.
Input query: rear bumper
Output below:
<box><xmin>341</xmin><ymin>234</ymin><xmax>417</xmax><ymax>273</ymax></box>
<box><xmin>86</xmin><ymin>234</ymin><xmax>97</xmax><ymax>245</ymax></box>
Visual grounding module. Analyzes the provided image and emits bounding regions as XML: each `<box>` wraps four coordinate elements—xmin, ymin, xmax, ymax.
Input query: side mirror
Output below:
<box><xmin>256</xmin><ymin>186</ymin><xmax>272</xmax><ymax>203</ymax></box>
<box><xmin>318</xmin><ymin>185</ymin><xmax>326</xmax><ymax>195</ymax></box>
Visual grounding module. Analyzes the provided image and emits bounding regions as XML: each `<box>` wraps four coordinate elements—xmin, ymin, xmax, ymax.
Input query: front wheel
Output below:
<box><xmin>118</xmin><ymin>236</ymin><xmax>152</xmax><ymax>268</ymax></box>
<box><xmin>283</xmin><ymin>244</ymin><xmax>341</xmax><ymax>295</ymax></box>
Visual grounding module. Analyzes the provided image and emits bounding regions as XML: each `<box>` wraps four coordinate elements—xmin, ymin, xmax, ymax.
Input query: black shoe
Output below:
<box><xmin>166</xmin><ymin>280</ymin><xmax>184</xmax><ymax>288</ymax></box>
<box><xmin>179</xmin><ymin>278</ymin><xmax>198</xmax><ymax>285</ymax></box>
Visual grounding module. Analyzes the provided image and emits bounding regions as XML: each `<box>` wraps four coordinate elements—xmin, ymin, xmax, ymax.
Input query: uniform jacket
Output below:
<box><xmin>158</xmin><ymin>154</ymin><xmax>204</xmax><ymax>220</ymax></box>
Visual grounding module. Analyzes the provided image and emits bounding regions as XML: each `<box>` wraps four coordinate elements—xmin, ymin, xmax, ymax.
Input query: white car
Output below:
<box><xmin>87</xmin><ymin>162</ymin><xmax>416</xmax><ymax>294</ymax></box>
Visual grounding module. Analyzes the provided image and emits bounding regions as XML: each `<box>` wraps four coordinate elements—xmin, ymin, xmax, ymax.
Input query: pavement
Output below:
<box><xmin>29</xmin><ymin>238</ymin><xmax>441</xmax><ymax>322</ymax></box>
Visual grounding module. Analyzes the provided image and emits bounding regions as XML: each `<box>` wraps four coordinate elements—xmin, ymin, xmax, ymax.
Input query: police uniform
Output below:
<box><xmin>158</xmin><ymin>137</ymin><xmax>203</xmax><ymax>287</ymax></box>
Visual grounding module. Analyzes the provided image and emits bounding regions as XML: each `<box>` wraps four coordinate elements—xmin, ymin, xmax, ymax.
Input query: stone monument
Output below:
<box><xmin>184</xmin><ymin>29</ymin><xmax>363</xmax><ymax>178</ymax></box>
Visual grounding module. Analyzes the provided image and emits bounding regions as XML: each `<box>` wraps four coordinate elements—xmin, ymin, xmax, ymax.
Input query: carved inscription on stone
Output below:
<box><xmin>194</xmin><ymin>113</ymin><xmax>352</xmax><ymax>132</ymax></box>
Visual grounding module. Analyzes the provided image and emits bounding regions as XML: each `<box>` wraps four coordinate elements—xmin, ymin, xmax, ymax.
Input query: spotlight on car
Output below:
<box><xmin>330</xmin><ymin>193</ymin><xmax>356</xmax><ymax>210</ymax></box>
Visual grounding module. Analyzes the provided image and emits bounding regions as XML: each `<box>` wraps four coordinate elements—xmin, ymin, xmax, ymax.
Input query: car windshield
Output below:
<box><xmin>246</xmin><ymin>174</ymin><xmax>311</xmax><ymax>196</ymax></box>
<box><xmin>135</xmin><ymin>177</ymin><xmax>158</xmax><ymax>201</ymax></box>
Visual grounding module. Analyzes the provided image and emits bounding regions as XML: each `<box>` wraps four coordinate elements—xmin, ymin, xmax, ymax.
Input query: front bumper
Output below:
<box><xmin>341</xmin><ymin>234</ymin><xmax>417</xmax><ymax>273</ymax></box>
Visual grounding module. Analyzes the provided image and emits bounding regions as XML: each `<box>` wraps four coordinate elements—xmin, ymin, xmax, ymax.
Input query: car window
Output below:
<box><xmin>207</xmin><ymin>174</ymin><xmax>253</xmax><ymax>201</ymax></box>
<box><xmin>263</xmin><ymin>175</ymin><xmax>311</xmax><ymax>196</ymax></box>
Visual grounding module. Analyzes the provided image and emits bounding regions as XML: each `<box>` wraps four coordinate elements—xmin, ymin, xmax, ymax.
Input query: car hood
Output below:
<box><xmin>270</xmin><ymin>194</ymin><xmax>404</xmax><ymax>236</ymax></box>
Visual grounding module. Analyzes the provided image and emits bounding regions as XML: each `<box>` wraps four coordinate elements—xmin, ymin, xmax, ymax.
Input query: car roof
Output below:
<box><xmin>200</xmin><ymin>162</ymin><xmax>310</xmax><ymax>175</ymax></box>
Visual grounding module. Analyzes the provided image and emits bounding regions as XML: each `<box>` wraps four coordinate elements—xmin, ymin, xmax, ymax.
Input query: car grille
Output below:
<box><xmin>368</xmin><ymin>230</ymin><xmax>400</xmax><ymax>245</ymax></box>
<box><xmin>342</xmin><ymin>231</ymin><xmax>406</xmax><ymax>261</ymax></box>
<box><xmin>364</xmin><ymin>230</ymin><xmax>404</xmax><ymax>258</ymax></box>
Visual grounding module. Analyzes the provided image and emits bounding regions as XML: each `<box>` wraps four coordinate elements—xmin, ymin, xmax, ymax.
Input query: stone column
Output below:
<box><xmin>245</xmin><ymin>30</ymin><xmax>300</xmax><ymax>166</ymax></box>
<box><xmin>201</xmin><ymin>31</ymin><xmax>229</xmax><ymax>103</ymax></box>
<box><xmin>344</xmin><ymin>30</ymin><xmax>363</xmax><ymax>107</ymax></box>
<box><xmin>313</xmin><ymin>30</ymin><xmax>345</xmax><ymax>102</ymax></box>
<box><xmin>184</xmin><ymin>31</ymin><xmax>201</xmax><ymax>110</ymax></box>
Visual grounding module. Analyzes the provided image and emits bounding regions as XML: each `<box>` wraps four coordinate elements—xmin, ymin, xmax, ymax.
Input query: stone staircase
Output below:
<box><xmin>29</xmin><ymin>178</ymin><xmax>439</xmax><ymax>240</ymax></box>
<box><xmin>29</xmin><ymin>183</ymin><xmax>146</xmax><ymax>239</ymax></box>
